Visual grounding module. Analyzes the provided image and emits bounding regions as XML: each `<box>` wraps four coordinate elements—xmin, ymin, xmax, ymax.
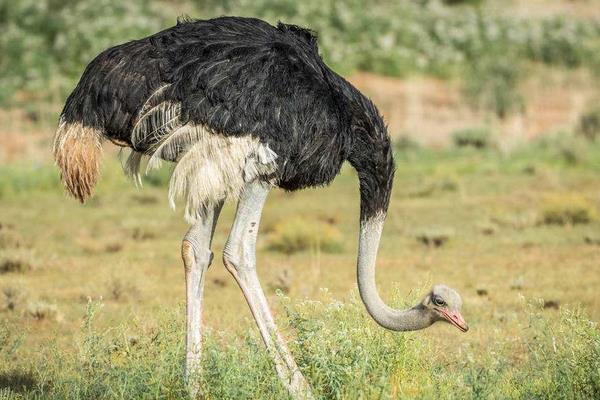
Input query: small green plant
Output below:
<box><xmin>452</xmin><ymin>127</ymin><xmax>492</xmax><ymax>149</ymax></box>
<box><xmin>268</xmin><ymin>217</ymin><xmax>343</xmax><ymax>254</ymax></box>
<box><xmin>541</xmin><ymin>194</ymin><xmax>597</xmax><ymax>225</ymax></box>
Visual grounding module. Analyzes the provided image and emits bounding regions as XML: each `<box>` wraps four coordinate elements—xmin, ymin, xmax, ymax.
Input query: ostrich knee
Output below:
<box><xmin>222</xmin><ymin>246</ymin><xmax>246</xmax><ymax>279</ymax></box>
<box><xmin>182</xmin><ymin>238</ymin><xmax>214</xmax><ymax>271</ymax></box>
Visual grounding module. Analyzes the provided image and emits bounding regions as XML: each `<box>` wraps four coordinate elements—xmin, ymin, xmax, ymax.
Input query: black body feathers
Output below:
<box><xmin>60</xmin><ymin>16</ymin><xmax>394</xmax><ymax>220</ymax></box>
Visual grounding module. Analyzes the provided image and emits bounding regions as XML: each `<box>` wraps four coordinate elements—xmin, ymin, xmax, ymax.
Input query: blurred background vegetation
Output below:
<box><xmin>2</xmin><ymin>0</ymin><xmax>600</xmax><ymax>123</ymax></box>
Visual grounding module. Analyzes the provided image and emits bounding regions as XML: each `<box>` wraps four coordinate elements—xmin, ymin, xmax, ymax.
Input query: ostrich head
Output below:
<box><xmin>422</xmin><ymin>285</ymin><xmax>468</xmax><ymax>332</ymax></box>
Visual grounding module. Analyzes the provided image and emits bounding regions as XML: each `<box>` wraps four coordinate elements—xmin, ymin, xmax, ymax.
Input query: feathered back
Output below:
<box><xmin>57</xmin><ymin>16</ymin><xmax>393</xmax><ymax>221</ymax></box>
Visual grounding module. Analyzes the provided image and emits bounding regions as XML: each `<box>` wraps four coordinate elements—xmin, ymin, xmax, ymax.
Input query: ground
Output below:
<box><xmin>1</xmin><ymin>135</ymin><xmax>599</xmax><ymax>398</ymax></box>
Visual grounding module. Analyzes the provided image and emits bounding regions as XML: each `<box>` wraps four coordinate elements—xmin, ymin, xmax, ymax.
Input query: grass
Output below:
<box><xmin>452</xmin><ymin>127</ymin><xmax>492</xmax><ymax>149</ymax></box>
<box><xmin>1</xmin><ymin>136</ymin><xmax>600</xmax><ymax>398</ymax></box>
<box><xmin>267</xmin><ymin>217</ymin><xmax>344</xmax><ymax>254</ymax></box>
<box><xmin>541</xmin><ymin>194</ymin><xmax>597</xmax><ymax>226</ymax></box>
<box><xmin>26</xmin><ymin>301</ymin><xmax>60</xmax><ymax>322</ymax></box>
<box><xmin>0</xmin><ymin>249</ymin><xmax>36</xmax><ymax>274</ymax></box>
<box><xmin>1</xmin><ymin>297</ymin><xmax>599</xmax><ymax>399</ymax></box>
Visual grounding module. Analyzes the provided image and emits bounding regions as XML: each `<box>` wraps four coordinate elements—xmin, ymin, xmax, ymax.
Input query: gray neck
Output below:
<box><xmin>357</xmin><ymin>214</ymin><xmax>435</xmax><ymax>331</ymax></box>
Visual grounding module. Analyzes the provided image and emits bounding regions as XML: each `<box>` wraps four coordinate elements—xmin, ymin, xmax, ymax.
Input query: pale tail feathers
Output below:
<box><xmin>53</xmin><ymin>120</ymin><xmax>104</xmax><ymax>203</ymax></box>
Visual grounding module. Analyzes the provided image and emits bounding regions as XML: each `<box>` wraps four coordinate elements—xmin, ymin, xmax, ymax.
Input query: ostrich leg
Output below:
<box><xmin>223</xmin><ymin>181</ymin><xmax>313</xmax><ymax>400</ymax></box>
<box><xmin>182</xmin><ymin>202</ymin><xmax>223</xmax><ymax>397</ymax></box>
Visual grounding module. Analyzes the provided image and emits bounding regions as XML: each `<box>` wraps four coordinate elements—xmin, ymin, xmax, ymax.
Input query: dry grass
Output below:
<box><xmin>0</xmin><ymin>225</ymin><xmax>24</xmax><ymax>250</ymax></box>
<box><xmin>1</xmin><ymin>286</ymin><xmax>25</xmax><ymax>312</ymax></box>
<box><xmin>1</xmin><ymin>140</ymin><xmax>600</xmax><ymax>398</ymax></box>
<box><xmin>0</xmin><ymin>250</ymin><xmax>36</xmax><ymax>274</ymax></box>
<box><xmin>26</xmin><ymin>300</ymin><xmax>60</xmax><ymax>321</ymax></box>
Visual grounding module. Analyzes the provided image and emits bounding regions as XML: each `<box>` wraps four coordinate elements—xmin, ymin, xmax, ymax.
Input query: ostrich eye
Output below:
<box><xmin>432</xmin><ymin>296</ymin><xmax>446</xmax><ymax>307</ymax></box>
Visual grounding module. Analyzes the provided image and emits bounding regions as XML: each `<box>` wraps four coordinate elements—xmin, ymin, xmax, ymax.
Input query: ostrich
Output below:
<box><xmin>53</xmin><ymin>16</ymin><xmax>468</xmax><ymax>399</ymax></box>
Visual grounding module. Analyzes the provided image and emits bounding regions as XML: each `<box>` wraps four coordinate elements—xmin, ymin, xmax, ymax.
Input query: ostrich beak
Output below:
<box><xmin>437</xmin><ymin>308</ymin><xmax>469</xmax><ymax>332</ymax></box>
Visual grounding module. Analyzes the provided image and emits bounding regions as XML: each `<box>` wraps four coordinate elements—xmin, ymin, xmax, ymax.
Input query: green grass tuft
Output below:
<box><xmin>541</xmin><ymin>194</ymin><xmax>597</xmax><ymax>225</ymax></box>
<box><xmin>267</xmin><ymin>217</ymin><xmax>344</xmax><ymax>255</ymax></box>
<box><xmin>452</xmin><ymin>127</ymin><xmax>492</xmax><ymax>149</ymax></box>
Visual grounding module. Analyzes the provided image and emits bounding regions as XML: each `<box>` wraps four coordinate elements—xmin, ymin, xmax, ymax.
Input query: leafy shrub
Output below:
<box><xmin>452</xmin><ymin>127</ymin><xmax>492</xmax><ymax>148</ymax></box>
<box><xmin>577</xmin><ymin>108</ymin><xmax>600</xmax><ymax>141</ymax></box>
<box><xmin>0</xmin><ymin>0</ymin><xmax>165</xmax><ymax>105</ymax></box>
<box><xmin>464</xmin><ymin>56</ymin><xmax>524</xmax><ymax>119</ymax></box>
<box><xmin>268</xmin><ymin>217</ymin><xmax>343</xmax><ymax>254</ymax></box>
<box><xmin>541</xmin><ymin>194</ymin><xmax>597</xmax><ymax>225</ymax></box>
<box><xmin>2</xmin><ymin>0</ymin><xmax>600</xmax><ymax>119</ymax></box>
<box><xmin>525</xmin><ymin>17</ymin><xmax>595</xmax><ymax>68</ymax></box>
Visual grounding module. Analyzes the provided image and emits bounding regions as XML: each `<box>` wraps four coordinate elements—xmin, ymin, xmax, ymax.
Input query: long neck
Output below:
<box><xmin>357</xmin><ymin>214</ymin><xmax>435</xmax><ymax>331</ymax></box>
<box><xmin>345</xmin><ymin>94</ymin><xmax>432</xmax><ymax>331</ymax></box>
